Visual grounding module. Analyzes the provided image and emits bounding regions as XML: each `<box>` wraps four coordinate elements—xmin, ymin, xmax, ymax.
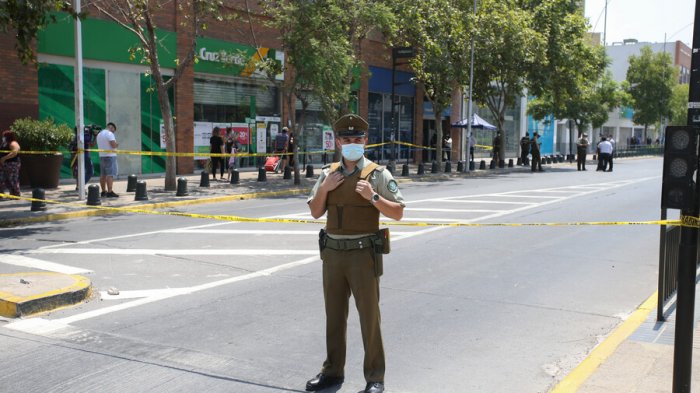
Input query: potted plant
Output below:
<box><xmin>10</xmin><ymin>117</ymin><xmax>73</xmax><ymax>189</ymax></box>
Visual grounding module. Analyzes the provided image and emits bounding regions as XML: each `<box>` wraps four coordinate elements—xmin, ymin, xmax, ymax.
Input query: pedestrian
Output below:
<box><xmin>288</xmin><ymin>130</ymin><xmax>296</xmax><ymax>169</ymax></box>
<box><xmin>224</xmin><ymin>128</ymin><xmax>235</xmax><ymax>171</ymax></box>
<box><xmin>429</xmin><ymin>132</ymin><xmax>437</xmax><ymax>162</ymax></box>
<box><xmin>210</xmin><ymin>127</ymin><xmax>225</xmax><ymax>180</ymax></box>
<box><xmin>493</xmin><ymin>131</ymin><xmax>502</xmax><ymax>166</ymax></box>
<box><xmin>275</xmin><ymin>127</ymin><xmax>290</xmax><ymax>173</ymax></box>
<box><xmin>96</xmin><ymin>122</ymin><xmax>119</xmax><ymax>198</ymax></box>
<box><xmin>608</xmin><ymin>135</ymin><xmax>616</xmax><ymax>172</ymax></box>
<box><xmin>597</xmin><ymin>137</ymin><xmax>613</xmax><ymax>172</ymax></box>
<box><xmin>442</xmin><ymin>134</ymin><xmax>452</xmax><ymax>161</ymax></box>
<box><xmin>519</xmin><ymin>133</ymin><xmax>530</xmax><ymax>166</ymax></box>
<box><xmin>306</xmin><ymin>114</ymin><xmax>405</xmax><ymax>393</ymax></box>
<box><xmin>70</xmin><ymin>125</ymin><xmax>95</xmax><ymax>189</ymax></box>
<box><xmin>530</xmin><ymin>132</ymin><xmax>543</xmax><ymax>172</ymax></box>
<box><xmin>469</xmin><ymin>133</ymin><xmax>476</xmax><ymax>163</ymax></box>
<box><xmin>576</xmin><ymin>133</ymin><xmax>589</xmax><ymax>171</ymax></box>
<box><xmin>0</xmin><ymin>130</ymin><xmax>21</xmax><ymax>197</ymax></box>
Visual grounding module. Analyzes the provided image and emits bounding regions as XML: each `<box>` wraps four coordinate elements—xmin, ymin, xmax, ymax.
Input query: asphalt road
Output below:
<box><xmin>0</xmin><ymin>157</ymin><xmax>668</xmax><ymax>393</ymax></box>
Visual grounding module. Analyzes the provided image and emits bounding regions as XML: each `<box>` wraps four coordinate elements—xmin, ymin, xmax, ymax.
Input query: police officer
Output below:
<box><xmin>519</xmin><ymin>133</ymin><xmax>530</xmax><ymax>166</ymax></box>
<box><xmin>531</xmin><ymin>132</ymin><xmax>543</xmax><ymax>172</ymax></box>
<box><xmin>577</xmin><ymin>132</ymin><xmax>589</xmax><ymax>171</ymax></box>
<box><xmin>492</xmin><ymin>131</ymin><xmax>502</xmax><ymax>166</ymax></box>
<box><xmin>306</xmin><ymin>114</ymin><xmax>405</xmax><ymax>393</ymax></box>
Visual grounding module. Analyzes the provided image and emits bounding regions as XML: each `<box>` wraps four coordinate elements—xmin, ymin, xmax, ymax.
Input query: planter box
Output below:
<box><xmin>19</xmin><ymin>153</ymin><xmax>64</xmax><ymax>189</ymax></box>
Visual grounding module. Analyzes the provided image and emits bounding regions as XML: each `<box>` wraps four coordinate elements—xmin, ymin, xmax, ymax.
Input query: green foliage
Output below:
<box><xmin>669</xmin><ymin>83</ymin><xmax>690</xmax><ymax>126</ymax></box>
<box><xmin>472</xmin><ymin>0</ymin><xmax>544</xmax><ymax>133</ymax></box>
<box><xmin>625</xmin><ymin>46</ymin><xmax>678</xmax><ymax>128</ymax></box>
<box><xmin>0</xmin><ymin>0</ymin><xmax>68</xmax><ymax>64</ymax></box>
<box><xmin>10</xmin><ymin>117</ymin><xmax>73</xmax><ymax>151</ymax></box>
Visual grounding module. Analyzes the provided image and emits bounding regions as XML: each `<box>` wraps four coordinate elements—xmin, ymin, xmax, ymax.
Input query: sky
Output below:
<box><xmin>585</xmin><ymin>0</ymin><xmax>696</xmax><ymax>46</ymax></box>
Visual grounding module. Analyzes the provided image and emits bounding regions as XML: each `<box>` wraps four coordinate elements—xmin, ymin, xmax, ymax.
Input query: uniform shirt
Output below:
<box><xmin>96</xmin><ymin>129</ymin><xmax>117</xmax><ymax>157</ymax></box>
<box><xmin>308</xmin><ymin>156</ymin><xmax>406</xmax><ymax>239</ymax></box>
<box><xmin>598</xmin><ymin>140</ymin><xmax>613</xmax><ymax>154</ymax></box>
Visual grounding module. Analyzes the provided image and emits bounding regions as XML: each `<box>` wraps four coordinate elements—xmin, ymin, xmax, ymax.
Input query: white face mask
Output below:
<box><xmin>341</xmin><ymin>143</ymin><xmax>364</xmax><ymax>161</ymax></box>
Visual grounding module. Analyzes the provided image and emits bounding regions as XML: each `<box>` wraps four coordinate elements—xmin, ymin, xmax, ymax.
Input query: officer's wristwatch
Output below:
<box><xmin>370</xmin><ymin>192</ymin><xmax>380</xmax><ymax>204</ymax></box>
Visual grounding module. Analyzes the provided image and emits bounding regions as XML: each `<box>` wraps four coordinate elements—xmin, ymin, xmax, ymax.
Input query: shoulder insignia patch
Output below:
<box><xmin>387</xmin><ymin>179</ymin><xmax>399</xmax><ymax>193</ymax></box>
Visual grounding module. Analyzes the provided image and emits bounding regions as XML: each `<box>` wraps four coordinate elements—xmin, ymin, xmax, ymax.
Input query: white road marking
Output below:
<box><xmin>163</xmin><ymin>228</ymin><xmax>413</xmax><ymax>236</ymax></box>
<box><xmin>425</xmin><ymin>200</ymin><xmax>535</xmax><ymax>205</ymax></box>
<box><xmin>0</xmin><ymin>254</ymin><xmax>92</xmax><ymax>274</ymax></box>
<box><xmin>405</xmin><ymin>208</ymin><xmax>506</xmax><ymax>213</ymax></box>
<box><xmin>28</xmin><ymin>249</ymin><xmax>318</xmax><ymax>256</ymax></box>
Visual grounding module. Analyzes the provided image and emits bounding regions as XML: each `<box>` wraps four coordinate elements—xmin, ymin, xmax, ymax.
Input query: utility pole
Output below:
<box><xmin>672</xmin><ymin>1</ymin><xmax>700</xmax><ymax>391</ymax></box>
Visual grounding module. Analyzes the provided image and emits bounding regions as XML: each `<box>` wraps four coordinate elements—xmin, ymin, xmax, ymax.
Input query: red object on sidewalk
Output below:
<box><xmin>264</xmin><ymin>156</ymin><xmax>280</xmax><ymax>172</ymax></box>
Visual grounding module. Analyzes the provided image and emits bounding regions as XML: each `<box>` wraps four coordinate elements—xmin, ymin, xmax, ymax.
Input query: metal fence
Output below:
<box><xmin>657</xmin><ymin>222</ymin><xmax>700</xmax><ymax>321</ymax></box>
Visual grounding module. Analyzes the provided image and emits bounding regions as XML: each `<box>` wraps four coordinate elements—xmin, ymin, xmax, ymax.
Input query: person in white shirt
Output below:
<box><xmin>607</xmin><ymin>136</ymin><xmax>616</xmax><ymax>171</ymax></box>
<box><xmin>597</xmin><ymin>136</ymin><xmax>613</xmax><ymax>172</ymax></box>
<box><xmin>96</xmin><ymin>122</ymin><xmax>119</xmax><ymax>197</ymax></box>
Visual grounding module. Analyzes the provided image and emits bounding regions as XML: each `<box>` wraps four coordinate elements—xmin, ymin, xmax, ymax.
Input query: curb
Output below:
<box><xmin>0</xmin><ymin>272</ymin><xmax>92</xmax><ymax>318</ymax></box>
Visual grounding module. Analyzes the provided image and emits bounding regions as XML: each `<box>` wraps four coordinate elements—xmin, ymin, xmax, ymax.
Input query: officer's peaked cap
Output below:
<box><xmin>333</xmin><ymin>114</ymin><xmax>368</xmax><ymax>137</ymax></box>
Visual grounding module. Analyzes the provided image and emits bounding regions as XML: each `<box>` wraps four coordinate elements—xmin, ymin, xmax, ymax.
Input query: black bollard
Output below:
<box><xmin>87</xmin><ymin>184</ymin><xmax>101</xmax><ymax>206</ymax></box>
<box><xmin>283</xmin><ymin>166</ymin><xmax>292</xmax><ymax>180</ymax></box>
<box><xmin>176</xmin><ymin>177</ymin><xmax>188</xmax><ymax>197</ymax></box>
<box><xmin>135</xmin><ymin>181</ymin><xmax>148</xmax><ymax>201</ymax></box>
<box><xmin>489</xmin><ymin>160</ymin><xmax>496</xmax><ymax>169</ymax></box>
<box><xmin>31</xmin><ymin>188</ymin><xmax>47</xmax><ymax>211</ymax></box>
<box><xmin>417</xmin><ymin>163</ymin><xmax>425</xmax><ymax>175</ymax></box>
<box><xmin>386</xmin><ymin>163</ymin><xmax>395</xmax><ymax>175</ymax></box>
<box><xmin>257</xmin><ymin>167</ymin><xmax>267</xmax><ymax>182</ymax></box>
<box><xmin>592</xmin><ymin>154</ymin><xmax>597</xmax><ymax>160</ymax></box>
<box><xmin>126</xmin><ymin>174</ymin><xmax>138</xmax><ymax>192</ymax></box>
<box><xmin>516</xmin><ymin>157</ymin><xmax>522</xmax><ymax>166</ymax></box>
<box><xmin>199</xmin><ymin>171</ymin><xmax>210</xmax><ymax>187</ymax></box>
<box><xmin>444</xmin><ymin>161</ymin><xmax>452</xmax><ymax>173</ymax></box>
<box><xmin>401</xmin><ymin>164</ymin><xmax>409</xmax><ymax>177</ymax></box>
<box><xmin>457</xmin><ymin>161</ymin><xmax>464</xmax><ymax>172</ymax></box>
<box><xmin>499</xmin><ymin>160</ymin><xmax>505</xmax><ymax>168</ymax></box>
<box><xmin>469</xmin><ymin>161</ymin><xmax>475</xmax><ymax>171</ymax></box>
<box><xmin>508</xmin><ymin>159</ymin><xmax>514</xmax><ymax>168</ymax></box>
<box><xmin>547</xmin><ymin>156</ymin><xmax>553</xmax><ymax>164</ymax></box>
<box><xmin>230</xmin><ymin>169</ymin><xmax>240</xmax><ymax>184</ymax></box>
<box><xmin>431</xmin><ymin>161</ymin><xmax>439</xmax><ymax>174</ymax></box>
<box><xmin>479</xmin><ymin>160</ymin><xmax>486</xmax><ymax>170</ymax></box>
<box><xmin>306</xmin><ymin>164</ymin><xmax>315</xmax><ymax>178</ymax></box>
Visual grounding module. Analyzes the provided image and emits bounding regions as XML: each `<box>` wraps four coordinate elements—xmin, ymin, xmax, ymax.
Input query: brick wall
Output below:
<box><xmin>0</xmin><ymin>31</ymin><xmax>38</xmax><ymax>131</ymax></box>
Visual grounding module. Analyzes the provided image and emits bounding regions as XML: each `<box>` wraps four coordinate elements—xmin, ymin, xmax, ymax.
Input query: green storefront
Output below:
<box><xmin>37</xmin><ymin>12</ymin><xmax>282</xmax><ymax>178</ymax></box>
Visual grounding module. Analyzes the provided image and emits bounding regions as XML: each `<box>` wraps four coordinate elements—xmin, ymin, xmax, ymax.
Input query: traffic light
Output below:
<box><xmin>661</xmin><ymin>126</ymin><xmax>699</xmax><ymax>210</ymax></box>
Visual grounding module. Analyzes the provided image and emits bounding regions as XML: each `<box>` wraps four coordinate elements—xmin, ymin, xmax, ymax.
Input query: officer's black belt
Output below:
<box><xmin>323</xmin><ymin>235</ymin><xmax>374</xmax><ymax>251</ymax></box>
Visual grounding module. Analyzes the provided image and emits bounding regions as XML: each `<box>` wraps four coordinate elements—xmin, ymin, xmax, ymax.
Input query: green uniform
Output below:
<box><xmin>308</xmin><ymin>156</ymin><xmax>405</xmax><ymax>384</ymax></box>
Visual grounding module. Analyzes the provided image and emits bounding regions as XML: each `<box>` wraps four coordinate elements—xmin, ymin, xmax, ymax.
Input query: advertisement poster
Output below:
<box><xmin>323</xmin><ymin>129</ymin><xmax>335</xmax><ymax>151</ymax></box>
<box><xmin>194</xmin><ymin>122</ymin><xmax>213</xmax><ymax>160</ymax></box>
<box><xmin>269</xmin><ymin>123</ymin><xmax>279</xmax><ymax>150</ymax></box>
<box><xmin>229</xmin><ymin>123</ymin><xmax>249</xmax><ymax>145</ymax></box>
<box><xmin>256</xmin><ymin>122</ymin><xmax>267</xmax><ymax>154</ymax></box>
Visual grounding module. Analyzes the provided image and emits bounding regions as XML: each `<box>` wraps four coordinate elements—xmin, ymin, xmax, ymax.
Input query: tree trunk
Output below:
<box><xmin>152</xmin><ymin>68</ymin><xmax>177</xmax><ymax>190</ymax></box>
<box><xmin>432</xmin><ymin>102</ymin><xmax>444</xmax><ymax>165</ymax></box>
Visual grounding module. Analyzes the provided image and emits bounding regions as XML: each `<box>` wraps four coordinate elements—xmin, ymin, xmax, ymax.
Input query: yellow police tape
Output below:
<box><xmin>1</xmin><ymin>193</ymin><xmax>695</xmax><ymax>228</ymax></box>
<box><xmin>1</xmin><ymin>139</ymin><xmax>494</xmax><ymax>158</ymax></box>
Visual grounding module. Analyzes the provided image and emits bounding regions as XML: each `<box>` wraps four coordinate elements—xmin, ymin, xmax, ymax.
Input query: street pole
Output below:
<box><xmin>672</xmin><ymin>1</ymin><xmax>700</xmax><ymax>391</ymax></box>
<box><xmin>74</xmin><ymin>0</ymin><xmax>85</xmax><ymax>200</ymax></box>
<box><xmin>390</xmin><ymin>50</ymin><xmax>397</xmax><ymax>167</ymax></box>
<box><xmin>465</xmin><ymin>0</ymin><xmax>476</xmax><ymax>172</ymax></box>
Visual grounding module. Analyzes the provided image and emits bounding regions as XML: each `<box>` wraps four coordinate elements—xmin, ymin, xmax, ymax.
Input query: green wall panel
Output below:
<box><xmin>140</xmin><ymin>75</ymin><xmax>170</xmax><ymax>174</ymax></box>
<box><xmin>38</xmin><ymin>64</ymin><xmax>106</xmax><ymax>178</ymax></box>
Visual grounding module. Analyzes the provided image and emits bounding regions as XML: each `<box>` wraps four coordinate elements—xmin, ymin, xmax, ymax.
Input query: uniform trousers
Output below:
<box><xmin>321</xmin><ymin>246</ymin><xmax>385</xmax><ymax>383</ymax></box>
<box><xmin>577</xmin><ymin>149</ymin><xmax>587</xmax><ymax>170</ymax></box>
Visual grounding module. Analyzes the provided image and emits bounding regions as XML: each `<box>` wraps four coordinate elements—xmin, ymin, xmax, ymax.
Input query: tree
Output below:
<box><xmin>528</xmin><ymin>46</ymin><xmax>614</xmax><ymax>139</ymax></box>
<box><xmin>393</xmin><ymin>0</ymin><xmax>470</xmax><ymax>164</ymax></box>
<box><xmin>669</xmin><ymin>83</ymin><xmax>690</xmax><ymax>126</ymax></box>
<box><xmin>0</xmin><ymin>0</ymin><xmax>67</xmax><ymax>64</ymax></box>
<box><xmin>93</xmin><ymin>0</ymin><xmax>228</xmax><ymax>190</ymax></box>
<box><xmin>472</xmin><ymin>0</ymin><xmax>544</xmax><ymax>161</ymax></box>
<box><xmin>260</xmin><ymin>0</ymin><xmax>394</xmax><ymax>182</ymax></box>
<box><xmin>625</xmin><ymin>45</ymin><xmax>678</xmax><ymax>139</ymax></box>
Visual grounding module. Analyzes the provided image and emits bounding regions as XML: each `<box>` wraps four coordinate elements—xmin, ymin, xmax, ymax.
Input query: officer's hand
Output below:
<box><xmin>320</xmin><ymin>171</ymin><xmax>344</xmax><ymax>192</ymax></box>
<box><xmin>355</xmin><ymin>180</ymin><xmax>374</xmax><ymax>200</ymax></box>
